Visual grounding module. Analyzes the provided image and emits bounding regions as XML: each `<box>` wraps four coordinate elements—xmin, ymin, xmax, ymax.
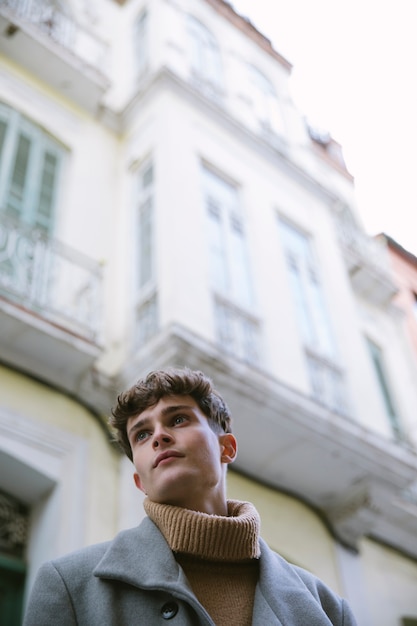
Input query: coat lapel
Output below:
<box><xmin>253</xmin><ymin>539</ymin><xmax>333</xmax><ymax>626</ymax></box>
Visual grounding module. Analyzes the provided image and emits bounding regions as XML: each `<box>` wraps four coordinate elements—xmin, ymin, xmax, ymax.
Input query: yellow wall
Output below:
<box><xmin>227</xmin><ymin>470</ymin><xmax>342</xmax><ymax>593</ymax></box>
<box><xmin>361</xmin><ymin>538</ymin><xmax>417</xmax><ymax>624</ymax></box>
<box><xmin>0</xmin><ymin>365</ymin><xmax>119</xmax><ymax>543</ymax></box>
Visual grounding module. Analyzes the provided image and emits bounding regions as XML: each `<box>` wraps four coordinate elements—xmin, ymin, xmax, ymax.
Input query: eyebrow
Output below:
<box><xmin>127</xmin><ymin>404</ymin><xmax>195</xmax><ymax>442</ymax></box>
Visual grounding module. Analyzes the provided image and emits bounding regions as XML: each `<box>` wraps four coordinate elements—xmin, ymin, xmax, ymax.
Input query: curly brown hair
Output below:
<box><xmin>109</xmin><ymin>367</ymin><xmax>232</xmax><ymax>460</ymax></box>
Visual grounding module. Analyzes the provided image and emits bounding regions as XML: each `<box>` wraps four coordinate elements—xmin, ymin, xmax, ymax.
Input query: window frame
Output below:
<box><xmin>135</xmin><ymin>160</ymin><xmax>155</xmax><ymax>294</ymax></box>
<box><xmin>366</xmin><ymin>336</ymin><xmax>402</xmax><ymax>438</ymax></box>
<box><xmin>247</xmin><ymin>65</ymin><xmax>285</xmax><ymax>136</ymax></box>
<box><xmin>279</xmin><ymin>217</ymin><xmax>337</xmax><ymax>361</ymax></box>
<box><xmin>0</xmin><ymin>103</ymin><xmax>65</xmax><ymax>236</ymax></box>
<box><xmin>187</xmin><ymin>16</ymin><xmax>223</xmax><ymax>93</ymax></box>
<box><xmin>202</xmin><ymin>164</ymin><xmax>254</xmax><ymax>311</ymax></box>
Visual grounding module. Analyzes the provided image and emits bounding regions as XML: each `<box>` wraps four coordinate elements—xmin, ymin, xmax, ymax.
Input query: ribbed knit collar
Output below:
<box><xmin>144</xmin><ymin>499</ymin><xmax>261</xmax><ymax>561</ymax></box>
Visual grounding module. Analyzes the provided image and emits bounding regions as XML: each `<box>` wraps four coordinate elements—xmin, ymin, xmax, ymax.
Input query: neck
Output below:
<box><xmin>155</xmin><ymin>478</ymin><xmax>228</xmax><ymax>516</ymax></box>
<box><xmin>144</xmin><ymin>498</ymin><xmax>261</xmax><ymax>560</ymax></box>
<box><xmin>174</xmin><ymin>494</ymin><xmax>228</xmax><ymax>516</ymax></box>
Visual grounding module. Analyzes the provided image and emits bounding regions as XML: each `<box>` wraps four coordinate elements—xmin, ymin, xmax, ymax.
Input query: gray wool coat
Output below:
<box><xmin>23</xmin><ymin>516</ymin><xmax>357</xmax><ymax>626</ymax></box>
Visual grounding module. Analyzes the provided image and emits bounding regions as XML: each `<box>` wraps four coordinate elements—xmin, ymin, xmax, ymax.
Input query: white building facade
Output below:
<box><xmin>0</xmin><ymin>1</ymin><xmax>417</xmax><ymax>624</ymax></box>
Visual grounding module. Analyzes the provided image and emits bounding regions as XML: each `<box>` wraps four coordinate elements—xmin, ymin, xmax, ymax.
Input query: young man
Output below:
<box><xmin>24</xmin><ymin>368</ymin><xmax>357</xmax><ymax>625</ymax></box>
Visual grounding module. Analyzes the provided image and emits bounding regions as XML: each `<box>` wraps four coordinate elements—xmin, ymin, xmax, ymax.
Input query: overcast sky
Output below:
<box><xmin>231</xmin><ymin>0</ymin><xmax>417</xmax><ymax>255</ymax></box>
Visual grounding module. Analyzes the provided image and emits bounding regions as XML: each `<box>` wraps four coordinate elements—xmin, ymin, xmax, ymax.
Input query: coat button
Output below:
<box><xmin>161</xmin><ymin>601</ymin><xmax>179</xmax><ymax>619</ymax></box>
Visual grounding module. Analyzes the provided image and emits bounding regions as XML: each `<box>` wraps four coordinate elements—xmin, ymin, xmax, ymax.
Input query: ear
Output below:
<box><xmin>133</xmin><ymin>472</ymin><xmax>146</xmax><ymax>494</ymax></box>
<box><xmin>219</xmin><ymin>433</ymin><xmax>237</xmax><ymax>465</ymax></box>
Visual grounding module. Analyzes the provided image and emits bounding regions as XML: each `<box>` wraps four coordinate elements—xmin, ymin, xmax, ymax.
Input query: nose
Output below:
<box><xmin>152</xmin><ymin>426</ymin><xmax>173</xmax><ymax>449</ymax></box>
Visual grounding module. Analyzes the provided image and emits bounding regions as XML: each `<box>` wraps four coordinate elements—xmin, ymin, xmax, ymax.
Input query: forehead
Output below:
<box><xmin>147</xmin><ymin>394</ymin><xmax>199</xmax><ymax>412</ymax></box>
<box><xmin>126</xmin><ymin>394</ymin><xmax>202</xmax><ymax>427</ymax></box>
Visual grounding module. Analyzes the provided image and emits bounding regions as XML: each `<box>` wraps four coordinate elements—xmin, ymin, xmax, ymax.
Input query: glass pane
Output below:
<box><xmin>0</xmin><ymin>106</ymin><xmax>63</xmax><ymax>233</ymax></box>
<box><xmin>203</xmin><ymin>166</ymin><xmax>253</xmax><ymax>306</ymax></box>
<box><xmin>137</xmin><ymin>162</ymin><xmax>154</xmax><ymax>291</ymax></box>
<box><xmin>5</xmin><ymin>133</ymin><xmax>31</xmax><ymax>219</ymax></box>
<box><xmin>280</xmin><ymin>220</ymin><xmax>310</xmax><ymax>261</ymax></box>
<box><xmin>208</xmin><ymin>208</ymin><xmax>228</xmax><ymax>293</ymax></box>
<box><xmin>138</xmin><ymin>198</ymin><xmax>153</xmax><ymax>288</ymax></box>
<box><xmin>230</xmin><ymin>224</ymin><xmax>252</xmax><ymax>308</ymax></box>
<box><xmin>287</xmin><ymin>262</ymin><xmax>315</xmax><ymax>345</ymax></box>
<box><xmin>134</xmin><ymin>10</ymin><xmax>148</xmax><ymax>77</ymax></box>
<box><xmin>142</xmin><ymin>164</ymin><xmax>153</xmax><ymax>188</ymax></box>
<box><xmin>249</xmin><ymin>66</ymin><xmax>284</xmax><ymax>134</ymax></box>
<box><xmin>36</xmin><ymin>151</ymin><xmax>58</xmax><ymax>228</ymax></box>
<box><xmin>306</xmin><ymin>276</ymin><xmax>335</xmax><ymax>358</ymax></box>
<box><xmin>188</xmin><ymin>17</ymin><xmax>222</xmax><ymax>87</ymax></box>
<box><xmin>367</xmin><ymin>339</ymin><xmax>398</xmax><ymax>426</ymax></box>
<box><xmin>280</xmin><ymin>219</ymin><xmax>336</xmax><ymax>357</ymax></box>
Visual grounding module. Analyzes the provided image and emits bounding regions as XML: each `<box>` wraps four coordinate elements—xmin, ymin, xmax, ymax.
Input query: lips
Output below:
<box><xmin>153</xmin><ymin>451</ymin><xmax>183</xmax><ymax>468</ymax></box>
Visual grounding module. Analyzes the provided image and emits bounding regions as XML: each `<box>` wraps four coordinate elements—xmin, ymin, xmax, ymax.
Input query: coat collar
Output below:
<box><xmin>94</xmin><ymin>519</ymin><xmax>334</xmax><ymax>626</ymax></box>
<box><xmin>94</xmin><ymin>517</ymin><xmax>189</xmax><ymax>592</ymax></box>
<box><xmin>94</xmin><ymin>518</ymin><xmax>212</xmax><ymax>622</ymax></box>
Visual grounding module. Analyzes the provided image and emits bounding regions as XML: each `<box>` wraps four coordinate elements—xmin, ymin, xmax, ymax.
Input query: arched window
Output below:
<box><xmin>0</xmin><ymin>103</ymin><xmax>65</xmax><ymax>234</ymax></box>
<box><xmin>187</xmin><ymin>17</ymin><xmax>222</xmax><ymax>92</ymax></box>
<box><xmin>248</xmin><ymin>66</ymin><xmax>285</xmax><ymax>136</ymax></box>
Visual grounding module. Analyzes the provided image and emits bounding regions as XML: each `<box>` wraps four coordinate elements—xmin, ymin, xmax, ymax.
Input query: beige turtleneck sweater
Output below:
<box><xmin>144</xmin><ymin>499</ymin><xmax>261</xmax><ymax>626</ymax></box>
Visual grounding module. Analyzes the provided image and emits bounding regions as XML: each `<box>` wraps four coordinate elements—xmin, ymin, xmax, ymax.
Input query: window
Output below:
<box><xmin>0</xmin><ymin>103</ymin><xmax>65</xmax><ymax>234</ymax></box>
<box><xmin>279</xmin><ymin>219</ymin><xmax>336</xmax><ymax>359</ymax></box>
<box><xmin>134</xmin><ymin>162</ymin><xmax>157</xmax><ymax>347</ymax></box>
<box><xmin>187</xmin><ymin>17</ymin><xmax>222</xmax><ymax>93</ymax></box>
<box><xmin>203</xmin><ymin>166</ymin><xmax>253</xmax><ymax>310</ymax></box>
<box><xmin>136</xmin><ymin>162</ymin><xmax>154</xmax><ymax>290</ymax></box>
<box><xmin>366</xmin><ymin>338</ymin><xmax>401</xmax><ymax>438</ymax></box>
<box><xmin>279</xmin><ymin>219</ymin><xmax>347</xmax><ymax>410</ymax></box>
<box><xmin>133</xmin><ymin>9</ymin><xmax>148</xmax><ymax>78</ymax></box>
<box><xmin>202</xmin><ymin>165</ymin><xmax>258</xmax><ymax>363</ymax></box>
<box><xmin>248</xmin><ymin>66</ymin><xmax>285</xmax><ymax>136</ymax></box>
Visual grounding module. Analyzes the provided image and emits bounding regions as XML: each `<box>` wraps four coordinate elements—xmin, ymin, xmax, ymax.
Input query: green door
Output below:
<box><xmin>0</xmin><ymin>556</ymin><xmax>26</xmax><ymax>626</ymax></box>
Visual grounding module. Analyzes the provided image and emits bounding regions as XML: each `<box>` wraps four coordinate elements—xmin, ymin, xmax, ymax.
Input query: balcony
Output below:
<box><xmin>0</xmin><ymin>214</ymin><xmax>102</xmax><ymax>392</ymax></box>
<box><xmin>334</xmin><ymin>203</ymin><xmax>397</xmax><ymax>305</ymax></box>
<box><xmin>0</xmin><ymin>0</ymin><xmax>110</xmax><ymax>112</ymax></box>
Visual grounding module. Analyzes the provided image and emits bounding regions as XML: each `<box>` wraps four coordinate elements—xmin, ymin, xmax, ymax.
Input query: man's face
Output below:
<box><xmin>127</xmin><ymin>395</ymin><xmax>237</xmax><ymax>515</ymax></box>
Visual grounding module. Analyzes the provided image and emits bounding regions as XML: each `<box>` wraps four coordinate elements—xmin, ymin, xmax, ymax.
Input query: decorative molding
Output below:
<box><xmin>0</xmin><ymin>489</ymin><xmax>28</xmax><ymax>558</ymax></box>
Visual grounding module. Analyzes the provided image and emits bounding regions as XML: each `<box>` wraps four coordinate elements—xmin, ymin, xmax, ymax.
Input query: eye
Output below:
<box><xmin>173</xmin><ymin>415</ymin><xmax>186</xmax><ymax>425</ymax></box>
<box><xmin>135</xmin><ymin>430</ymin><xmax>150</xmax><ymax>442</ymax></box>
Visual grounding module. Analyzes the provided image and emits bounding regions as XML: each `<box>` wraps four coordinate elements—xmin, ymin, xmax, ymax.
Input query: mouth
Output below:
<box><xmin>153</xmin><ymin>451</ymin><xmax>183</xmax><ymax>468</ymax></box>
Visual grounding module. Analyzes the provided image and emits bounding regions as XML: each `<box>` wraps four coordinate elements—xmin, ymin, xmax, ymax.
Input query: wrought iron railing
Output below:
<box><xmin>214</xmin><ymin>297</ymin><xmax>259</xmax><ymax>365</ymax></box>
<box><xmin>1</xmin><ymin>0</ymin><xmax>108</xmax><ymax>70</ymax></box>
<box><xmin>0</xmin><ymin>214</ymin><xmax>102</xmax><ymax>342</ymax></box>
<box><xmin>306</xmin><ymin>350</ymin><xmax>350</xmax><ymax>416</ymax></box>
